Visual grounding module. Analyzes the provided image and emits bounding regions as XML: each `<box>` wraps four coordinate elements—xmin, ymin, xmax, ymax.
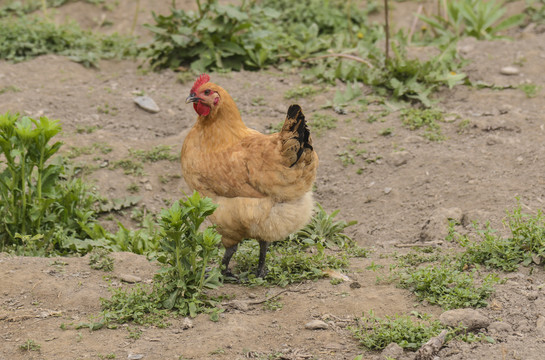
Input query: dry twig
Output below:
<box><xmin>414</xmin><ymin>329</ymin><xmax>448</xmax><ymax>360</ymax></box>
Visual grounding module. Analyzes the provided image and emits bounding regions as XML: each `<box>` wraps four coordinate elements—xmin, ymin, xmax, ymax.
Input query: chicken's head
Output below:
<box><xmin>185</xmin><ymin>74</ymin><xmax>220</xmax><ymax>117</ymax></box>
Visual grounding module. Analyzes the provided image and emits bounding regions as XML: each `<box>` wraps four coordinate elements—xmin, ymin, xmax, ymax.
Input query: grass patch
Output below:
<box><xmin>350</xmin><ymin>311</ymin><xmax>444</xmax><ymax>351</ymax></box>
<box><xmin>89</xmin><ymin>248</ymin><xmax>114</xmax><ymax>271</ymax></box>
<box><xmin>96</xmin><ymin>193</ymin><xmax>223</xmax><ymax>327</ymax></box>
<box><xmin>0</xmin><ymin>16</ymin><xmax>137</xmax><ymax>67</ymax></box>
<box><xmin>129</xmin><ymin>145</ymin><xmax>178</xmax><ymax>163</ymax></box>
<box><xmin>401</xmin><ymin>108</ymin><xmax>445</xmax><ymax>141</ymax></box>
<box><xmin>233</xmin><ymin>205</ymin><xmax>361</xmax><ymax>287</ymax></box>
<box><xmin>397</xmin><ymin>264</ymin><xmax>498</xmax><ymax>309</ymax></box>
<box><xmin>19</xmin><ymin>339</ymin><xmax>41</xmax><ymax>352</ymax></box>
<box><xmin>518</xmin><ymin>83</ymin><xmax>541</xmax><ymax>98</ymax></box>
<box><xmin>454</xmin><ymin>202</ymin><xmax>545</xmax><ymax>272</ymax></box>
<box><xmin>284</xmin><ymin>86</ymin><xmax>319</xmax><ymax>99</ymax></box>
<box><xmin>309</xmin><ymin>113</ymin><xmax>337</xmax><ymax>137</ymax></box>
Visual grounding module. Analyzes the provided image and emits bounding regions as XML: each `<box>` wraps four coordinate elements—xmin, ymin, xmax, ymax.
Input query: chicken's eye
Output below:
<box><xmin>204</xmin><ymin>89</ymin><xmax>211</xmax><ymax>95</ymax></box>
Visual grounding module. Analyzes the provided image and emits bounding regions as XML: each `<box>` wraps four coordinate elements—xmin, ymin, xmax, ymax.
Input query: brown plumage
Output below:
<box><xmin>181</xmin><ymin>74</ymin><xmax>318</xmax><ymax>278</ymax></box>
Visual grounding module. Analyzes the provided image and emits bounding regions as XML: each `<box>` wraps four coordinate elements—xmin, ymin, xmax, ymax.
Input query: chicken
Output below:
<box><xmin>181</xmin><ymin>74</ymin><xmax>318</xmax><ymax>278</ymax></box>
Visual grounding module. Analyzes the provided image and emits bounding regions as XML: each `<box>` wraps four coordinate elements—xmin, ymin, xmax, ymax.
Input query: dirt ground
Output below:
<box><xmin>1</xmin><ymin>1</ymin><xmax>545</xmax><ymax>359</ymax></box>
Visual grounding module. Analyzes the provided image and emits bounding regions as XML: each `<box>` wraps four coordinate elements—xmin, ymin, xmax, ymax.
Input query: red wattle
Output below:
<box><xmin>194</xmin><ymin>102</ymin><xmax>210</xmax><ymax>116</ymax></box>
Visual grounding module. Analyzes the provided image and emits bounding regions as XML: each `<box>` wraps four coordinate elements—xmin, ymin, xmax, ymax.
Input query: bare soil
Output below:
<box><xmin>1</xmin><ymin>1</ymin><xmax>545</xmax><ymax>359</ymax></box>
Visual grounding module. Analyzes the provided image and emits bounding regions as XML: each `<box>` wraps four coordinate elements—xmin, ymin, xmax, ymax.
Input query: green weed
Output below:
<box><xmin>525</xmin><ymin>0</ymin><xmax>545</xmax><ymax>24</ymax></box>
<box><xmin>0</xmin><ymin>16</ymin><xmax>137</xmax><ymax>67</ymax></box>
<box><xmin>309</xmin><ymin>113</ymin><xmax>337</xmax><ymax>136</ymax></box>
<box><xmin>284</xmin><ymin>86</ymin><xmax>319</xmax><ymax>99</ymax></box>
<box><xmin>401</xmin><ymin>108</ymin><xmax>445</xmax><ymax>141</ymax></box>
<box><xmin>129</xmin><ymin>145</ymin><xmax>178</xmax><ymax>162</ymax></box>
<box><xmin>350</xmin><ymin>311</ymin><xmax>443</xmax><ymax>351</ymax></box>
<box><xmin>234</xmin><ymin>205</ymin><xmax>358</xmax><ymax>286</ymax></box>
<box><xmin>291</xmin><ymin>203</ymin><xmax>358</xmax><ymax>249</ymax></box>
<box><xmin>0</xmin><ymin>113</ymin><xmax>105</xmax><ymax>255</ymax></box>
<box><xmin>397</xmin><ymin>263</ymin><xmax>498</xmax><ymax>309</ymax></box>
<box><xmin>455</xmin><ymin>202</ymin><xmax>545</xmax><ymax>271</ymax></box>
<box><xmin>89</xmin><ymin>248</ymin><xmax>114</xmax><ymax>271</ymax></box>
<box><xmin>416</xmin><ymin>0</ymin><xmax>524</xmax><ymax>42</ymax></box>
<box><xmin>518</xmin><ymin>83</ymin><xmax>541</xmax><ymax>98</ymax></box>
<box><xmin>112</xmin><ymin>159</ymin><xmax>144</xmax><ymax>176</ymax></box>
<box><xmin>19</xmin><ymin>339</ymin><xmax>41</xmax><ymax>352</ymax></box>
<box><xmin>99</xmin><ymin>192</ymin><xmax>223</xmax><ymax>326</ymax></box>
<box><xmin>0</xmin><ymin>85</ymin><xmax>20</xmax><ymax>94</ymax></box>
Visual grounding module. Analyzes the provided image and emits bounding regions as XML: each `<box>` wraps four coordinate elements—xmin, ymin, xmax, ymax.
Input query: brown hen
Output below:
<box><xmin>182</xmin><ymin>74</ymin><xmax>318</xmax><ymax>278</ymax></box>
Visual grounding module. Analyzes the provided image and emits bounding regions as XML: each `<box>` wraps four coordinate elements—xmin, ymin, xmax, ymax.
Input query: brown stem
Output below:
<box><xmin>301</xmin><ymin>53</ymin><xmax>374</xmax><ymax>68</ymax></box>
<box><xmin>384</xmin><ymin>0</ymin><xmax>390</xmax><ymax>62</ymax></box>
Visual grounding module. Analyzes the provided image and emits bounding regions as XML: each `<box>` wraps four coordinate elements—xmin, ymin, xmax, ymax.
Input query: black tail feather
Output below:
<box><xmin>285</xmin><ymin>104</ymin><xmax>313</xmax><ymax>167</ymax></box>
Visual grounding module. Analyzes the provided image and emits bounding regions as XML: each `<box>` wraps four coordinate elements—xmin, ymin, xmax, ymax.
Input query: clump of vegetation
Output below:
<box><xmin>99</xmin><ymin>192</ymin><xmax>223</xmax><ymax>326</ymax></box>
<box><xmin>397</xmin><ymin>264</ymin><xmax>498</xmax><ymax>309</ymax></box>
<box><xmin>234</xmin><ymin>205</ymin><xmax>360</xmax><ymax>287</ymax></box>
<box><xmin>518</xmin><ymin>83</ymin><xmax>541</xmax><ymax>98</ymax></box>
<box><xmin>416</xmin><ymin>0</ymin><xmax>525</xmax><ymax>43</ymax></box>
<box><xmin>129</xmin><ymin>145</ymin><xmax>178</xmax><ymax>163</ymax></box>
<box><xmin>19</xmin><ymin>339</ymin><xmax>41</xmax><ymax>352</ymax></box>
<box><xmin>455</xmin><ymin>202</ymin><xmax>545</xmax><ymax>272</ymax></box>
<box><xmin>0</xmin><ymin>16</ymin><xmax>137</xmax><ymax>67</ymax></box>
<box><xmin>309</xmin><ymin>113</ymin><xmax>337</xmax><ymax>136</ymax></box>
<box><xmin>144</xmin><ymin>0</ymin><xmax>469</xmax><ymax>106</ymax></box>
<box><xmin>284</xmin><ymin>86</ymin><xmax>319</xmax><ymax>99</ymax></box>
<box><xmin>401</xmin><ymin>108</ymin><xmax>445</xmax><ymax>141</ymax></box>
<box><xmin>0</xmin><ymin>113</ymin><xmax>103</xmax><ymax>255</ymax></box>
<box><xmin>89</xmin><ymin>248</ymin><xmax>114</xmax><ymax>271</ymax></box>
<box><xmin>350</xmin><ymin>311</ymin><xmax>444</xmax><ymax>351</ymax></box>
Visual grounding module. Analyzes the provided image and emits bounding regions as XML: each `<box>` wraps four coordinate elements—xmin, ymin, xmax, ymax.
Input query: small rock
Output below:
<box><xmin>439</xmin><ymin>309</ymin><xmax>490</xmax><ymax>331</ymax></box>
<box><xmin>350</xmin><ymin>282</ymin><xmax>362</xmax><ymax>289</ymax></box>
<box><xmin>381</xmin><ymin>342</ymin><xmax>404</xmax><ymax>360</ymax></box>
<box><xmin>99</xmin><ymin>160</ymin><xmax>109</xmax><ymax>168</ymax></box>
<box><xmin>134</xmin><ymin>96</ymin><xmax>160</xmax><ymax>113</ymax></box>
<box><xmin>118</xmin><ymin>274</ymin><xmax>142</xmax><ymax>283</ymax></box>
<box><xmin>500</xmin><ymin>66</ymin><xmax>520</xmax><ymax>76</ymax></box>
<box><xmin>127</xmin><ymin>354</ymin><xmax>144</xmax><ymax>360</ymax></box>
<box><xmin>537</xmin><ymin>316</ymin><xmax>545</xmax><ymax>336</ymax></box>
<box><xmin>386</xmin><ymin>150</ymin><xmax>410</xmax><ymax>167</ymax></box>
<box><xmin>181</xmin><ymin>317</ymin><xmax>194</xmax><ymax>330</ymax></box>
<box><xmin>498</xmin><ymin>105</ymin><xmax>512</xmax><ymax>115</ymax></box>
<box><xmin>144</xmin><ymin>183</ymin><xmax>153</xmax><ymax>191</ymax></box>
<box><xmin>488</xmin><ymin>321</ymin><xmax>512</xmax><ymax>334</ymax></box>
<box><xmin>305</xmin><ymin>319</ymin><xmax>328</xmax><ymax>330</ymax></box>
<box><xmin>384</xmin><ymin>187</ymin><xmax>392</xmax><ymax>195</ymax></box>
<box><xmin>527</xmin><ymin>291</ymin><xmax>539</xmax><ymax>301</ymax></box>
<box><xmin>227</xmin><ymin>300</ymin><xmax>250</xmax><ymax>312</ymax></box>
<box><xmin>420</xmin><ymin>207</ymin><xmax>463</xmax><ymax>242</ymax></box>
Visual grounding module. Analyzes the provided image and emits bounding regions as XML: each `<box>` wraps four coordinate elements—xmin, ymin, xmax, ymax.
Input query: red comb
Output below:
<box><xmin>191</xmin><ymin>74</ymin><xmax>210</xmax><ymax>94</ymax></box>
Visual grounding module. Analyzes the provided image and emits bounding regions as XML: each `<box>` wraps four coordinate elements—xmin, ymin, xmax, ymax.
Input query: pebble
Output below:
<box><xmin>181</xmin><ymin>317</ymin><xmax>194</xmax><ymax>330</ymax></box>
<box><xmin>134</xmin><ymin>96</ymin><xmax>160</xmax><ymax>113</ymax></box>
<box><xmin>500</xmin><ymin>66</ymin><xmax>520</xmax><ymax>76</ymax></box>
<box><xmin>439</xmin><ymin>309</ymin><xmax>490</xmax><ymax>331</ymax></box>
<box><xmin>536</xmin><ymin>316</ymin><xmax>545</xmax><ymax>336</ymax></box>
<box><xmin>384</xmin><ymin>187</ymin><xmax>392</xmax><ymax>195</ymax></box>
<box><xmin>488</xmin><ymin>321</ymin><xmax>512</xmax><ymax>334</ymax></box>
<box><xmin>527</xmin><ymin>291</ymin><xmax>539</xmax><ymax>301</ymax></box>
<box><xmin>144</xmin><ymin>183</ymin><xmax>153</xmax><ymax>191</ymax></box>
<box><xmin>118</xmin><ymin>274</ymin><xmax>142</xmax><ymax>283</ymax></box>
<box><xmin>305</xmin><ymin>319</ymin><xmax>328</xmax><ymax>330</ymax></box>
<box><xmin>381</xmin><ymin>342</ymin><xmax>404</xmax><ymax>360</ymax></box>
<box><xmin>127</xmin><ymin>354</ymin><xmax>144</xmax><ymax>360</ymax></box>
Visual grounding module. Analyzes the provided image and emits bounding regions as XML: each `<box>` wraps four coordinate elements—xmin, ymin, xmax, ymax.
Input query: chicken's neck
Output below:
<box><xmin>195</xmin><ymin>98</ymin><xmax>250</xmax><ymax>152</ymax></box>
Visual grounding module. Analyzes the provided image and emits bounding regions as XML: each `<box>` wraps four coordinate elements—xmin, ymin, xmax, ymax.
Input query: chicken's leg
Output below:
<box><xmin>256</xmin><ymin>240</ymin><xmax>269</xmax><ymax>278</ymax></box>
<box><xmin>221</xmin><ymin>244</ymin><xmax>238</xmax><ymax>277</ymax></box>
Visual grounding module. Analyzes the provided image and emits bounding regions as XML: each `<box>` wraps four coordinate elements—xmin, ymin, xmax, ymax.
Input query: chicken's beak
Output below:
<box><xmin>185</xmin><ymin>94</ymin><xmax>200</xmax><ymax>104</ymax></box>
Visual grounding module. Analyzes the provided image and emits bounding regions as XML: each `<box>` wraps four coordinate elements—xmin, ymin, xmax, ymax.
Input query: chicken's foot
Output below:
<box><xmin>221</xmin><ymin>244</ymin><xmax>238</xmax><ymax>278</ymax></box>
<box><xmin>256</xmin><ymin>240</ymin><xmax>269</xmax><ymax>278</ymax></box>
